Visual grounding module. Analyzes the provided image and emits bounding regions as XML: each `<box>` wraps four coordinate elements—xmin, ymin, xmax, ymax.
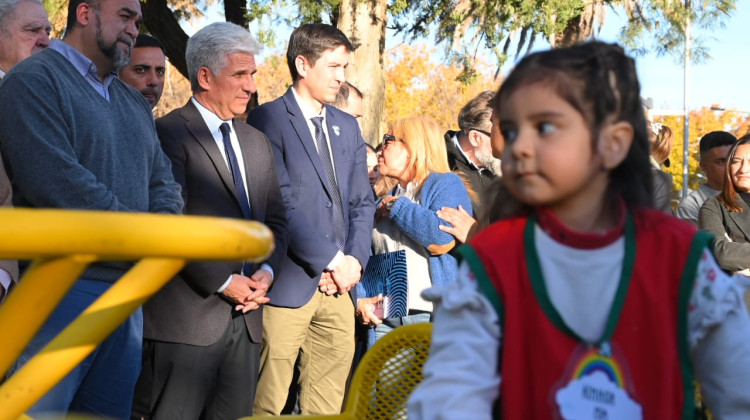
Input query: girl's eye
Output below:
<box><xmin>500</xmin><ymin>129</ymin><xmax>517</xmax><ymax>143</ymax></box>
<box><xmin>499</xmin><ymin>123</ymin><xmax>517</xmax><ymax>143</ymax></box>
<box><xmin>538</xmin><ymin>122</ymin><xmax>556</xmax><ymax>135</ymax></box>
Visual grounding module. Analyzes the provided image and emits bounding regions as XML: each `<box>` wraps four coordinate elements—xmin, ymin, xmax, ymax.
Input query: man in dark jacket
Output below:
<box><xmin>444</xmin><ymin>90</ymin><xmax>499</xmax><ymax>218</ymax></box>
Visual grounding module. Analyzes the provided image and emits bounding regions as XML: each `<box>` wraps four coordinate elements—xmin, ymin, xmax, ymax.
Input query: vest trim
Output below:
<box><xmin>677</xmin><ymin>230</ymin><xmax>713</xmax><ymax>418</ymax></box>
<box><xmin>525</xmin><ymin>211</ymin><xmax>637</xmax><ymax>345</ymax></box>
<box><xmin>457</xmin><ymin>244</ymin><xmax>503</xmax><ymax>320</ymax></box>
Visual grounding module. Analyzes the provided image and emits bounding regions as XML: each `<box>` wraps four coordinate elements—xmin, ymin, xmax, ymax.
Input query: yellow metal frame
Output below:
<box><xmin>0</xmin><ymin>208</ymin><xmax>274</xmax><ymax>420</ymax></box>
<box><xmin>240</xmin><ymin>323</ymin><xmax>433</xmax><ymax>420</ymax></box>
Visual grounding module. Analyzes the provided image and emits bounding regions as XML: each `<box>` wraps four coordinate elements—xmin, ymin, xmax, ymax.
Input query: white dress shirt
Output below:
<box><xmin>190</xmin><ymin>97</ymin><xmax>273</xmax><ymax>291</ymax></box>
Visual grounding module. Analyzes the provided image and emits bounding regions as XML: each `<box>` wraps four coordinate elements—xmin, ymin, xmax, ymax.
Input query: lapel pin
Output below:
<box><xmin>332</xmin><ymin>125</ymin><xmax>340</xmax><ymax>136</ymax></box>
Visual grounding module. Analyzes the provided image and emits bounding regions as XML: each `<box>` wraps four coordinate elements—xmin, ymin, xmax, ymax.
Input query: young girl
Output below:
<box><xmin>408</xmin><ymin>42</ymin><xmax>750</xmax><ymax>420</ymax></box>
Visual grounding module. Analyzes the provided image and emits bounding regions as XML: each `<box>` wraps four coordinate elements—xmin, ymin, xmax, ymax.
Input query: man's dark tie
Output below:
<box><xmin>220</xmin><ymin>122</ymin><xmax>253</xmax><ymax>274</ymax></box>
<box><xmin>310</xmin><ymin>116</ymin><xmax>346</xmax><ymax>250</ymax></box>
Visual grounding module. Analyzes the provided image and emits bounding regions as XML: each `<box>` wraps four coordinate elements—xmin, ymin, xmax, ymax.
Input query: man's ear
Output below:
<box><xmin>295</xmin><ymin>56</ymin><xmax>309</xmax><ymax>79</ymax></box>
<box><xmin>196</xmin><ymin>67</ymin><xmax>212</xmax><ymax>91</ymax></box>
<box><xmin>467</xmin><ymin>131</ymin><xmax>481</xmax><ymax>147</ymax></box>
<box><xmin>598</xmin><ymin>121</ymin><xmax>634</xmax><ymax>170</ymax></box>
<box><xmin>76</xmin><ymin>1</ymin><xmax>93</xmax><ymax>26</ymax></box>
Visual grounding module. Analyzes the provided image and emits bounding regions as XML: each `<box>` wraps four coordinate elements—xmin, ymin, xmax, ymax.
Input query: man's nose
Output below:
<box><xmin>38</xmin><ymin>33</ymin><xmax>50</xmax><ymax>48</ymax></box>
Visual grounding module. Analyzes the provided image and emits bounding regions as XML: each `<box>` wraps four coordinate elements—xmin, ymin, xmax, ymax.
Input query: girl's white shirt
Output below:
<box><xmin>408</xmin><ymin>226</ymin><xmax>750</xmax><ymax>420</ymax></box>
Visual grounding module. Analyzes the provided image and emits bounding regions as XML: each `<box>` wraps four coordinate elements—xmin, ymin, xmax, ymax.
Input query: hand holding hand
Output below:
<box><xmin>437</xmin><ymin>205</ymin><xmax>477</xmax><ymax>244</ymax></box>
<box><xmin>356</xmin><ymin>294</ymin><xmax>383</xmax><ymax>326</ymax></box>
<box><xmin>330</xmin><ymin>255</ymin><xmax>362</xmax><ymax>294</ymax></box>
<box><xmin>318</xmin><ymin>272</ymin><xmax>337</xmax><ymax>295</ymax></box>
<box><xmin>375</xmin><ymin>196</ymin><xmax>398</xmax><ymax>223</ymax></box>
<box><xmin>244</xmin><ymin>268</ymin><xmax>273</xmax><ymax>304</ymax></box>
<box><xmin>221</xmin><ymin>272</ymin><xmax>271</xmax><ymax>313</ymax></box>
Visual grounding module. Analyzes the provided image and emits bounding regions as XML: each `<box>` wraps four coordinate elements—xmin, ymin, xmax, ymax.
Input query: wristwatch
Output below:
<box><xmin>385</xmin><ymin>198</ymin><xmax>396</xmax><ymax>211</ymax></box>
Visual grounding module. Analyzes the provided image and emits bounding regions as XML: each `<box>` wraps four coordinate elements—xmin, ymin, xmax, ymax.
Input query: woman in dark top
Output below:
<box><xmin>699</xmin><ymin>135</ymin><xmax>750</xmax><ymax>276</ymax></box>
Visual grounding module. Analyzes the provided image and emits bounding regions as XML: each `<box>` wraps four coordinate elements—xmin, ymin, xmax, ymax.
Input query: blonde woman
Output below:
<box><xmin>356</xmin><ymin>117</ymin><xmax>473</xmax><ymax>344</ymax></box>
<box><xmin>649</xmin><ymin>121</ymin><xmax>674</xmax><ymax>213</ymax></box>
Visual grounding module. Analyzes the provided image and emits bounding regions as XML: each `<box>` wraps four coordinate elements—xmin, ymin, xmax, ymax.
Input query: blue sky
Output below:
<box><xmin>592</xmin><ymin>4</ymin><xmax>750</xmax><ymax>113</ymax></box>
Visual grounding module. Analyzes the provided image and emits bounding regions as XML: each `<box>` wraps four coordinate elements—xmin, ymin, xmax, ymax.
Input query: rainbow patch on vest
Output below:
<box><xmin>553</xmin><ymin>343</ymin><xmax>643</xmax><ymax>420</ymax></box>
<box><xmin>570</xmin><ymin>348</ymin><xmax>626</xmax><ymax>388</ymax></box>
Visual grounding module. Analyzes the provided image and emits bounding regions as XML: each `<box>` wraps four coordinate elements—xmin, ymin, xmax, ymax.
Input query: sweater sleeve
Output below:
<box><xmin>407</xmin><ymin>260</ymin><xmax>500</xmax><ymax>420</ymax></box>
<box><xmin>0</xmin><ymin>71</ymin><xmax>130</xmax><ymax>210</ymax></box>
<box><xmin>389</xmin><ymin>173</ymin><xmax>473</xmax><ymax>255</ymax></box>
<box><xmin>147</xmin><ymin>130</ymin><xmax>184</xmax><ymax>215</ymax></box>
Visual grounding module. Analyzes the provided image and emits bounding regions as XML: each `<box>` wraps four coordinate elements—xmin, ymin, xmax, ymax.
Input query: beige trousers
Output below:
<box><xmin>253</xmin><ymin>291</ymin><xmax>355</xmax><ymax>416</ymax></box>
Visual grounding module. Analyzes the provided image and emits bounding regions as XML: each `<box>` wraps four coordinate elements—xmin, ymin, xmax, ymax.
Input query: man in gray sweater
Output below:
<box><xmin>676</xmin><ymin>131</ymin><xmax>737</xmax><ymax>225</ymax></box>
<box><xmin>0</xmin><ymin>0</ymin><xmax>182</xmax><ymax>417</ymax></box>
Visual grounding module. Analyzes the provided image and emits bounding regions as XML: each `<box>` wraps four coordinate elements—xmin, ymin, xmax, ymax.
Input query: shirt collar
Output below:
<box><xmin>291</xmin><ymin>86</ymin><xmax>327</xmax><ymax>122</ymax></box>
<box><xmin>0</xmin><ymin>68</ymin><xmax>5</xmax><ymax>79</ymax></box>
<box><xmin>191</xmin><ymin>97</ymin><xmax>232</xmax><ymax>135</ymax></box>
<box><xmin>451</xmin><ymin>131</ymin><xmax>492</xmax><ymax>174</ymax></box>
<box><xmin>49</xmin><ymin>39</ymin><xmax>119</xmax><ymax>81</ymax></box>
<box><xmin>535</xmin><ymin>201</ymin><xmax>626</xmax><ymax>249</ymax></box>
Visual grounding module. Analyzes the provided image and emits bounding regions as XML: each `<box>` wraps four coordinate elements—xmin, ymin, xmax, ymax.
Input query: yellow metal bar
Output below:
<box><xmin>0</xmin><ymin>255</ymin><xmax>93</xmax><ymax>376</ymax></box>
<box><xmin>0</xmin><ymin>209</ymin><xmax>273</xmax><ymax>419</ymax></box>
<box><xmin>0</xmin><ymin>208</ymin><xmax>274</xmax><ymax>262</ymax></box>
<box><xmin>0</xmin><ymin>258</ymin><xmax>185</xmax><ymax>420</ymax></box>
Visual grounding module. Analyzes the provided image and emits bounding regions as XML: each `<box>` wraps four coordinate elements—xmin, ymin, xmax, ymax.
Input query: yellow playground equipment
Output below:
<box><xmin>0</xmin><ymin>208</ymin><xmax>274</xmax><ymax>420</ymax></box>
<box><xmin>240</xmin><ymin>322</ymin><xmax>433</xmax><ymax>420</ymax></box>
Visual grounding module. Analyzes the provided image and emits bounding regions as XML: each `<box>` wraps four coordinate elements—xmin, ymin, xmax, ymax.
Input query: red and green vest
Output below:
<box><xmin>460</xmin><ymin>208</ymin><xmax>711</xmax><ymax>420</ymax></box>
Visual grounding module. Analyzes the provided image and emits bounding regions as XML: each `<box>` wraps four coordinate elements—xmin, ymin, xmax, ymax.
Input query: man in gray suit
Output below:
<box><xmin>132</xmin><ymin>22</ymin><xmax>288</xmax><ymax>419</ymax></box>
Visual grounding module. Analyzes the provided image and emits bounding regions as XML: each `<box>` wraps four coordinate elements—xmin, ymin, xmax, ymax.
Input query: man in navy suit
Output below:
<box><xmin>247</xmin><ymin>23</ymin><xmax>375</xmax><ymax>415</ymax></box>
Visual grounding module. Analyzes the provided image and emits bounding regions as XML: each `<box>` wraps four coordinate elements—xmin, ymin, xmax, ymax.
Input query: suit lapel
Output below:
<box><xmin>282</xmin><ymin>89</ymin><xmax>336</xmax><ymax>198</ymax></box>
<box><xmin>325</xmin><ymin>108</ymin><xmax>346</xmax><ymax>192</ymax></box>
<box><xmin>179</xmin><ymin>101</ymin><xmax>241</xmax><ymax>205</ymax></box>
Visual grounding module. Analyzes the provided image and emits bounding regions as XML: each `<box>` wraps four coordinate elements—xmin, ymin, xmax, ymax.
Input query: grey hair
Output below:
<box><xmin>0</xmin><ymin>0</ymin><xmax>42</xmax><ymax>33</ymax></box>
<box><xmin>457</xmin><ymin>90</ymin><xmax>495</xmax><ymax>133</ymax></box>
<box><xmin>186</xmin><ymin>22</ymin><xmax>262</xmax><ymax>91</ymax></box>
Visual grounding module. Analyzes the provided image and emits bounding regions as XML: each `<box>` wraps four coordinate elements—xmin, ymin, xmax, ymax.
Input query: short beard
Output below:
<box><xmin>476</xmin><ymin>149</ymin><xmax>502</xmax><ymax>176</ymax></box>
<box><xmin>94</xmin><ymin>9</ymin><xmax>132</xmax><ymax>69</ymax></box>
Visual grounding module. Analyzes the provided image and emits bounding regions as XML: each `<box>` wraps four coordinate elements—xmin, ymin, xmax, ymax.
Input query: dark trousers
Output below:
<box><xmin>132</xmin><ymin>312</ymin><xmax>260</xmax><ymax>420</ymax></box>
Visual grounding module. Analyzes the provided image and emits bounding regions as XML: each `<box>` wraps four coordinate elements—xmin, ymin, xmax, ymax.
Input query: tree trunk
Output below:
<box><xmin>337</xmin><ymin>0</ymin><xmax>388</xmax><ymax>146</ymax></box>
<box><xmin>141</xmin><ymin>0</ymin><xmax>190</xmax><ymax>78</ymax></box>
<box><xmin>223</xmin><ymin>0</ymin><xmax>248</xmax><ymax>27</ymax></box>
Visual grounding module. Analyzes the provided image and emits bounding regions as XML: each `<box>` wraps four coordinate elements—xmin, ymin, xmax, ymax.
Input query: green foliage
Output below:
<box><xmin>391</xmin><ymin>0</ymin><xmax>586</xmax><ymax>71</ymax></box>
<box><xmin>618</xmin><ymin>0</ymin><xmax>736</xmax><ymax>63</ymax></box>
<box><xmin>244</xmin><ymin>0</ymin><xmax>339</xmax><ymax>47</ymax></box>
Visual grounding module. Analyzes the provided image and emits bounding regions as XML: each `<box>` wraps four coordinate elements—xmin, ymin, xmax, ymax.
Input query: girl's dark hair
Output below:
<box><xmin>717</xmin><ymin>135</ymin><xmax>750</xmax><ymax>212</ymax></box>
<box><xmin>490</xmin><ymin>41</ymin><xmax>653</xmax><ymax>219</ymax></box>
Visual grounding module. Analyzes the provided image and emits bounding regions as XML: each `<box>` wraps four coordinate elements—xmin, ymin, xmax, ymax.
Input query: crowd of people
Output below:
<box><xmin>1</xmin><ymin>0</ymin><xmax>750</xmax><ymax>419</ymax></box>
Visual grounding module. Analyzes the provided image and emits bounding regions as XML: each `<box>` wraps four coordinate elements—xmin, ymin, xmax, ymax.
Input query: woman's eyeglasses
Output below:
<box><xmin>382</xmin><ymin>134</ymin><xmax>402</xmax><ymax>149</ymax></box>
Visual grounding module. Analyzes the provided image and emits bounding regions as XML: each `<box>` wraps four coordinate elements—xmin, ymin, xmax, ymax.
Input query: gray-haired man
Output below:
<box><xmin>0</xmin><ymin>0</ymin><xmax>50</xmax><ymax>78</ymax></box>
<box><xmin>132</xmin><ymin>22</ymin><xmax>288</xmax><ymax>419</ymax></box>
